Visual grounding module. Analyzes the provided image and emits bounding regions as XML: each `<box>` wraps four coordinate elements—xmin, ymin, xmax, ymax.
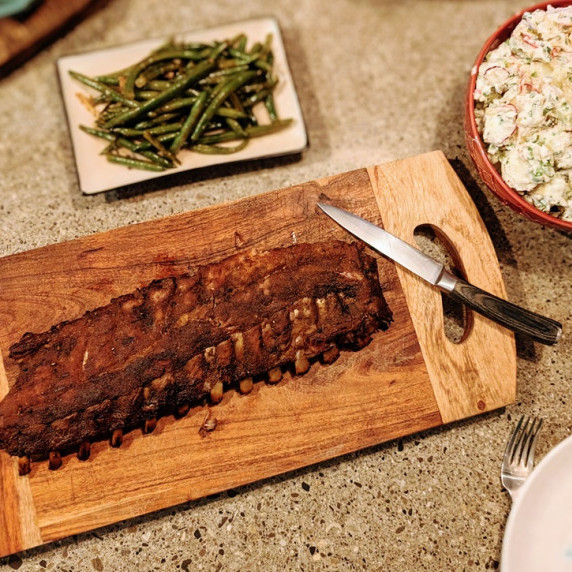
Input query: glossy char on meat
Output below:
<box><xmin>0</xmin><ymin>241</ymin><xmax>392</xmax><ymax>474</ymax></box>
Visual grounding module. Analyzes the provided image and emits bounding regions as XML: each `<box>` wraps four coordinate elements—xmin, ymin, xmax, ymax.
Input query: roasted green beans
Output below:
<box><xmin>70</xmin><ymin>33</ymin><xmax>292</xmax><ymax>172</ymax></box>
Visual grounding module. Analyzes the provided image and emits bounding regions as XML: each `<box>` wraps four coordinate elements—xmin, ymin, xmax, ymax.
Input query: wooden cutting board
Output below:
<box><xmin>0</xmin><ymin>0</ymin><xmax>103</xmax><ymax>79</ymax></box>
<box><xmin>0</xmin><ymin>151</ymin><xmax>516</xmax><ymax>558</ymax></box>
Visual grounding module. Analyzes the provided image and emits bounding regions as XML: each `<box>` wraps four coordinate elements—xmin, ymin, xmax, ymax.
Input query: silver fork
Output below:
<box><xmin>501</xmin><ymin>415</ymin><xmax>543</xmax><ymax>503</ymax></box>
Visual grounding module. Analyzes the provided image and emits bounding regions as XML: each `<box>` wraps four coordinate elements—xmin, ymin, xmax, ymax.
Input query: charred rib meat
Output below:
<box><xmin>0</xmin><ymin>241</ymin><xmax>392</xmax><ymax>470</ymax></box>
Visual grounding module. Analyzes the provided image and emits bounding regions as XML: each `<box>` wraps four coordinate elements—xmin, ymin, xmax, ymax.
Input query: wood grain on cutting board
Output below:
<box><xmin>0</xmin><ymin>151</ymin><xmax>516</xmax><ymax>557</ymax></box>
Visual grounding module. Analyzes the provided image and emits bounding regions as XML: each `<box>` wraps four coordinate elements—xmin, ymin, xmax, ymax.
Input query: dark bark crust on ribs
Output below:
<box><xmin>0</xmin><ymin>241</ymin><xmax>392</xmax><ymax>461</ymax></box>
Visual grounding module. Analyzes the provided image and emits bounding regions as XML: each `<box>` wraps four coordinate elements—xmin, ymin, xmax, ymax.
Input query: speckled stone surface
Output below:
<box><xmin>0</xmin><ymin>0</ymin><xmax>570</xmax><ymax>570</ymax></box>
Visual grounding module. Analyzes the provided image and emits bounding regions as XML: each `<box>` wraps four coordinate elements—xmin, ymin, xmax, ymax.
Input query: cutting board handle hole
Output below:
<box><xmin>413</xmin><ymin>224</ymin><xmax>472</xmax><ymax>344</ymax></box>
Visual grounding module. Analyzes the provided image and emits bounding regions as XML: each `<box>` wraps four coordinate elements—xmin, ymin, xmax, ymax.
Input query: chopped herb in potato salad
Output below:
<box><xmin>474</xmin><ymin>5</ymin><xmax>572</xmax><ymax>221</ymax></box>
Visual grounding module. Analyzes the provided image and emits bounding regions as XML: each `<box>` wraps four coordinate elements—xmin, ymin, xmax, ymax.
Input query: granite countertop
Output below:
<box><xmin>0</xmin><ymin>0</ymin><xmax>571</xmax><ymax>570</ymax></box>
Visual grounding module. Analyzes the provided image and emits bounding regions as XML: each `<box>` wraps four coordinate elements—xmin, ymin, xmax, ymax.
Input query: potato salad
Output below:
<box><xmin>474</xmin><ymin>5</ymin><xmax>572</xmax><ymax>221</ymax></box>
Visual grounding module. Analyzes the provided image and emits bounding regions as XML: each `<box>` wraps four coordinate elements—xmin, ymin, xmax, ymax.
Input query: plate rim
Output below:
<box><xmin>501</xmin><ymin>431</ymin><xmax>572</xmax><ymax>571</ymax></box>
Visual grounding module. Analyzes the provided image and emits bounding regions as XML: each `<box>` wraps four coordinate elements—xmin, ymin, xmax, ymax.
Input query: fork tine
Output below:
<box><xmin>503</xmin><ymin>415</ymin><xmax>525</xmax><ymax>465</ymax></box>
<box><xmin>512</xmin><ymin>416</ymin><xmax>532</xmax><ymax>464</ymax></box>
<box><xmin>522</xmin><ymin>417</ymin><xmax>543</xmax><ymax>466</ymax></box>
<box><xmin>501</xmin><ymin>415</ymin><xmax>544</xmax><ymax>502</ymax></box>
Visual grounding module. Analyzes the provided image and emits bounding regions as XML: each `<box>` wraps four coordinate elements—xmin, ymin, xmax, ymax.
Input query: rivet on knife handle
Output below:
<box><xmin>448</xmin><ymin>276</ymin><xmax>562</xmax><ymax>345</ymax></box>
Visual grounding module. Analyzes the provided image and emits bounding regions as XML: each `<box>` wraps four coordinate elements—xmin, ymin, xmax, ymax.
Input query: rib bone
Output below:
<box><xmin>77</xmin><ymin>441</ymin><xmax>91</xmax><ymax>461</ymax></box>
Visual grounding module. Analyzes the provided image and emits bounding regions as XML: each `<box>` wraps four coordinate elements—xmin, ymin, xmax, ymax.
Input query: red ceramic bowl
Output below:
<box><xmin>465</xmin><ymin>1</ymin><xmax>572</xmax><ymax>232</ymax></box>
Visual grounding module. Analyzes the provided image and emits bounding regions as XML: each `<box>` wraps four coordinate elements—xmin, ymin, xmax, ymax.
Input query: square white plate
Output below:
<box><xmin>57</xmin><ymin>17</ymin><xmax>308</xmax><ymax>194</ymax></box>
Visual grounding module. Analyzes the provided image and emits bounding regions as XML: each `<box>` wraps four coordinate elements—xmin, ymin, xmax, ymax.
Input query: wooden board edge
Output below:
<box><xmin>0</xmin><ymin>357</ymin><xmax>42</xmax><ymax>558</ymax></box>
<box><xmin>0</xmin><ymin>353</ymin><xmax>44</xmax><ymax>558</ymax></box>
<box><xmin>367</xmin><ymin>151</ymin><xmax>517</xmax><ymax>423</ymax></box>
<box><xmin>0</xmin><ymin>455</ymin><xmax>43</xmax><ymax>559</ymax></box>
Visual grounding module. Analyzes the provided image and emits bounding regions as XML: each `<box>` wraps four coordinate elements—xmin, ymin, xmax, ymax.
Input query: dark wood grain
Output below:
<box><xmin>450</xmin><ymin>279</ymin><xmax>562</xmax><ymax>345</ymax></box>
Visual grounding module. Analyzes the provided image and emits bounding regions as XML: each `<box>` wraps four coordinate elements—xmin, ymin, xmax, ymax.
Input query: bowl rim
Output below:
<box><xmin>466</xmin><ymin>0</ymin><xmax>572</xmax><ymax>231</ymax></box>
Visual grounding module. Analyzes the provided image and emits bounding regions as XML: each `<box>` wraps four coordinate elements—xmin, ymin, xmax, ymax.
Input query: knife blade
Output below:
<box><xmin>317</xmin><ymin>203</ymin><xmax>562</xmax><ymax>345</ymax></box>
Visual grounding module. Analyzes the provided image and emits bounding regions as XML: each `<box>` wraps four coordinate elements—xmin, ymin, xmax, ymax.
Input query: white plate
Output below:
<box><xmin>502</xmin><ymin>433</ymin><xmax>572</xmax><ymax>571</ymax></box>
<box><xmin>57</xmin><ymin>17</ymin><xmax>307</xmax><ymax>194</ymax></box>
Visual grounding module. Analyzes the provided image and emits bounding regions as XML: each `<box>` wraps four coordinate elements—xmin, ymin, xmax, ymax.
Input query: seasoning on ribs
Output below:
<box><xmin>0</xmin><ymin>241</ymin><xmax>392</xmax><ymax>474</ymax></box>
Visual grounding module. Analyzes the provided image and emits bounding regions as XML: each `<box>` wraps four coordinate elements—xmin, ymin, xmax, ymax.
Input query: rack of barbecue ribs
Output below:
<box><xmin>0</xmin><ymin>240</ymin><xmax>393</xmax><ymax>475</ymax></box>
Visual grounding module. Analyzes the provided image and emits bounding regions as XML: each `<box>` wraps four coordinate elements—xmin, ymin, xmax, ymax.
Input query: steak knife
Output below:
<box><xmin>317</xmin><ymin>203</ymin><xmax>562</xmax><ymax>345</ymax></box>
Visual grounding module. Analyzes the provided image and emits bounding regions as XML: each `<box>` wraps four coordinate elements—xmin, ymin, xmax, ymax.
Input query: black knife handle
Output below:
<box><xmin>449</xmin><ymin>279</ymin><xmax>562</xmax><ymax>345</ymax></box>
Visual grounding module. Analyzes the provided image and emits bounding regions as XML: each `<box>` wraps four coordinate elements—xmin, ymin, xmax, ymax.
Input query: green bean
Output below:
<box><xmin>200</xmin><ymin>75</ymin><xmax>238</xmax><ymax>86</ymax></box>
<box><xmin>184</xmin><ymin>88</ymin><xmax>203</xmax><ymax>97</ymax></box>
<box><xmin>235</xmin><ymin>35</ymin><xmax>247</xmax><ymax>52</ymax></box>
<box><xmin>111</xmin><ymin>122</ymin><xmax>182</xmax><ymax>136</ymax></box>
<box><xmin>264</xmin><ymin>93</ymin><xmax>278</xmax><ymax>121</ymax></box>
<box><xmin>191</xmin><ymin>140</ymin><xmax>249</xmax><ymax>154</ymax></box>
<box><xmin>229</xmin><ymin>91</ymin><xmax>245</xmax><ymax>113</ymax></box>
<box><xmin>96</xmin><ymin>102</ymin><xmax>128</xmax><ymax>122</ymax></box>
<box><xmin>207</xmin><ymin>64</ymin><xmax>251</xmax><ymax>79</ymax></box>
<box><xmin>135</xmin><ymin>61</ymin><xmax>181</xmax><ymax>88</ymax></box>
<box><xmin>243</xmin><ymin>89</ymin><xmax>272</xmax><ymax>106</ymax></box>
<box><xmin>143</xmin><ymin>131</ymin><xmax>180</xmax><ymax>164</ymax></box>
<box><xmin>254</xmin><ymin>59</ymin><xmax>273</xmax><ymax>73</ymax></box>
<box><xmin>95</xmin><ymin>76</ymin><xmax>120</xmax><ymax>86</ymax></box>
<box><xmin>249</xmin><ymin>42</ymin><xmax>263</xmax><ymax>55</ymax></box>
<box><xmin>69</xmin><ymin>71</ymin><xmax>139</xmax><ymax>108</ymax></box>
<box><xmin>141</xmin><ymin>152</ymin><xmax>174</xmax><ymax>168</ymax></box>
<box><xmin>80</xmin><ymin>124</ymin><xmax>118</xmax><ymax>141</ymax></box>
<box><xmin>100</xmin><ymin>141</ymin><xmax>116</xmax><ymax>155</ymax></box>
<box><xmin>262</xmin><ymin>34</ymin><xmax>273</xmax><ymax>54</ymax></box>
<box><xmin>145</xmin><ymin>80</ymin><xmax>174</xmax><ymax>91</ymax></box>
<box><xmin>217</xmin><ymin>57</ymin><xmax>246</xmax><ymax>69</ymax></box>
<box><xmin>225</xmin><ymin>117</ymin><xmax>247</xmax><ymax>137</ymax></box>
<box><xmin>202</xmin><ymin>120</ymin><xmax>226</xmax><ymax>132</ymax></box>
<box><xmin>135</xmin><ymin>113</ymin><xmax>181</xmax><ymax>129</ymax></box>
<box><xmin>106</xmin><ymin>154</ymin><xmax>167</xmax><ymax>171</ymax></box>
<box><xmin>242</xmin><ymin>76</ymin><xmax>277</xmax><ymax>93</ymax></box>
<box><xmin>215</xmin><ymin>107</ymin><xmax>248</xmax><ymax>119</ymax></box>
<box><xmin>225</xmin><ymin>51</ymin><xmax>264</xmax><ymax>66</ymax></box>
<box><xmin>136</xmin><ymin>90</ymin><xmax>162</xmax><ymax>100</ymax></box>
<box><xmin>149</xmin><ymin>96</ymin><xmax>198</xmax><ymax>115</ymax></box>
<box><xmin>170</xmin><ymin>90</ymin><xmax>207</xmax><ymax>154</ymax></box>
<box><xmin>190</xmin><ymin>70</ymin><xmax>257</xmax><ymax>141</ymax></box>
<box><xmin>208</xmin><ymin>41</ymin><xmax>229</xmax><ymax>61</ymax></box>
<box><xmin>104</xmin><ymin>58</ymin><xmax>216</xmax><ymax>128</ymax></box>
<box><xmin>132</xmin><ymin>132</ymin><xmax>177</xmax><ymax>151</ymax></box>
<box><xmin>228</xmin><ymin>33</ymin><xmax>246</xmax><ymax>48</ymax></box>
<box><xmin>184</xmin><ymin>41</ymin><xmax>213</xmax><ymax>50</ymax></box>
<box><xmin>198</xmin><ymin>119</ymin><xmax>293</xmax><ymax>145</ymax></box>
